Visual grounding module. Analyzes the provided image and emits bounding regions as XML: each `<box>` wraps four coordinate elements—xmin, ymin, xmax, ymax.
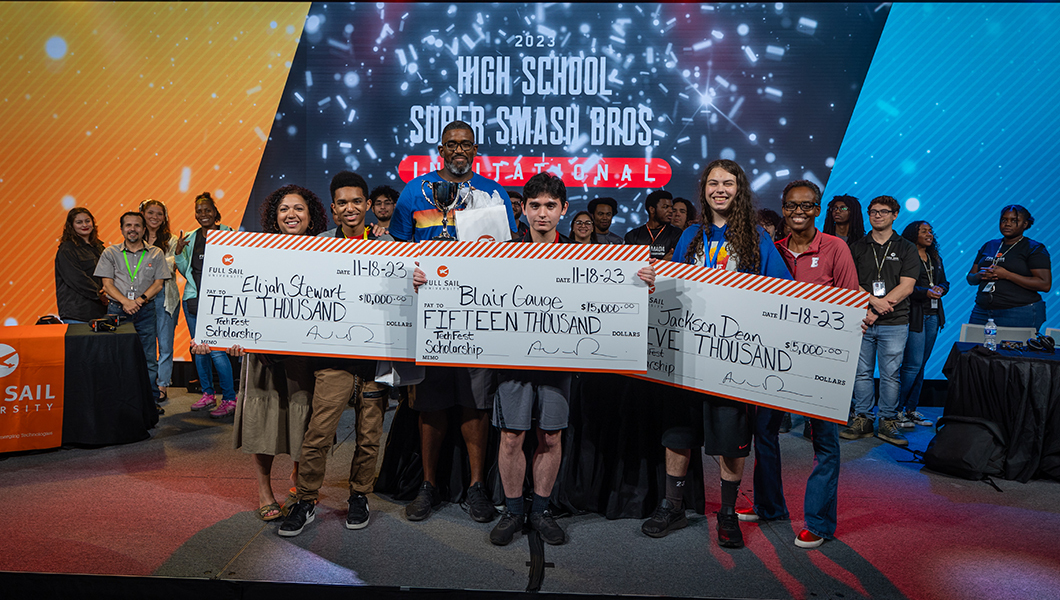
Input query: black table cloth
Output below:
<box><xmin>62</xmin><ymin>323</ymin><xmax>157</xmax><ymax>446</ymax></box>
<box><xmin>942</xmin><ymin>342</ymin><xmax>1060</xmax><ymax>482</ymax></box>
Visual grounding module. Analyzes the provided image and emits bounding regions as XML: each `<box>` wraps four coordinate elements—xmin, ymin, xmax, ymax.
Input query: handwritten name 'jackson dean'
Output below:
<box><xmin>656</xmin><ymin>309</ymin><xmax>792</xmax><ymax>372</ymax></box>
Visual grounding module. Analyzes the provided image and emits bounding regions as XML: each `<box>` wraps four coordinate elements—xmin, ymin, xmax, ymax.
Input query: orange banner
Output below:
<box><xmin>0</xmin><ymin>325</ymin><xmax>67</xmax><ymax>453</ymax></box>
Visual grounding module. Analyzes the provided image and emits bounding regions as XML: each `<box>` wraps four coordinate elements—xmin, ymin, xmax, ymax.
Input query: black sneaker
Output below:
<box><xmin>489</xmin><ymin>510</ymin><xmax>525</xmax><ymax>546</ymax></box>
<box><xmin>278</xmin><ymin>500</ymin><xmax>315</xmax><ymax>537</ymax></box>
<box><xmin>717</xmin><ymin>510</ymin><xmax>744</xmax><ymax>549</ymax></box>
<box><xmin>839</xmin><ymin>414</ymin><xmax>874</xmax><ymax>440</ymax></box>
<box><xmin>641</xmin><ymin>499</ymin><xmax>688</xmax><ymax>538</ymax></box>
<box><xmin>907</xmin><ymin>410</ymin><xmax>934</xmax><ymax>427</ymax></box>
<box><xmin>876</xmin><ymin>418</ymin><xmax>909</xmax><ymax>447</ymax></box>
<box><xmin>529</xmin><ymin>510</ymin><xmax>566</xmax><ymax>545</ymax></box>
<box><xmin>345</xmin><ymin>493</ymin><xmax>370</xmax><ymax>530</ymax></box>
<box><xmin>466</xmin><ymin>482</ymin><xmax>497</xmax><ymax>523</ymax></box>
<box><xmin>405</xmin><ymin>481</ymin><xmax>441</xmax><ymax>521</ymax></box>
<box><xmin>778</xmin><ymin>412</ymin><xmax>792</xmax><ymax>433</ymax></box>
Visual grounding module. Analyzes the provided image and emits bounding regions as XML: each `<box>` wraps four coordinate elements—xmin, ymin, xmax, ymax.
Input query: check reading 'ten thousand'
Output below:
<box><xmin>415</xmin><ymin>241</ymin><xmax>651</xmax><ymax>374</ymax></box>
<box><xmin>197</xmin><ymin>231</ymin><xmax>417</xmax><ymax>361</ymax></box>
<box><xmin>641</xmin><ymin>261</ymin><xmax>870</xmax><ymax>424</ymax></box>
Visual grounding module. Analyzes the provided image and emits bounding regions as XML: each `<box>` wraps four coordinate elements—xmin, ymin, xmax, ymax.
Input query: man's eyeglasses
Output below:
<box><xmin>868</xmin><ymin>209</ymin><xmax>894</xmax><ymax>217</ymax></box>
<box><xmin>442</xmin><ymin>141</ymin><xmax>475</xmax><ymax>152</ymax></box>
<box><xmin>782</xmin><ymin>202</ymin><xmax>819</xmax><ymax>213</ymax></box>
<box><xmin>831</xmin><ymin>205</ymin><xmax>849</xmax><ymax>212</ymax></box>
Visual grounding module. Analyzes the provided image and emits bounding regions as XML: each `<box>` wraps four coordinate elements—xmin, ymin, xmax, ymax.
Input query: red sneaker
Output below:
<box><xmin>795</xmin><ymin>529</ymin><xmax>825</xmax><ymax>549</ymax></box>
<box><xmin>209</xmin><ymin>399</ymin><xmax>236</xmax><ymax>418</ymax></box>
<box><xmin>191</xmin><ymin>393</ymin><xmax>216</xmax><ymax>411</ymax></box>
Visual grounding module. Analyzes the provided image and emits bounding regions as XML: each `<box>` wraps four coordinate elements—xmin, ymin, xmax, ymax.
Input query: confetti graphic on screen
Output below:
<box><xmin>245</xmin><ymin>2</ymin><xmax>889</xmax><ymax>233</ymax></box>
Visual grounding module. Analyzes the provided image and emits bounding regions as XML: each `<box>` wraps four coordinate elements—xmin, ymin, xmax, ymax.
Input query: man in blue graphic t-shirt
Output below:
<box><xmin>392</xmin><ymin>121</ymin><xmax>517</xmax><ymax>523</ymax></box>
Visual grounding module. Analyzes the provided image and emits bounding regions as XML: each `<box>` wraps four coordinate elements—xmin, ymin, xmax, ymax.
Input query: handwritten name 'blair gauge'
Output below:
<box><xmin>197</xmin><ymin>231</ymin><xmax>418</xmax><ymax>361</ymax></box>
<box><xmin>415</xmin><ymin>241</ymin><xmax>650</xmax><ymax>374</ymax></box>
<box><xmin>640</xmin><ymin>261</ymin><xmax>870</xmax><ymax>424</ymax></box>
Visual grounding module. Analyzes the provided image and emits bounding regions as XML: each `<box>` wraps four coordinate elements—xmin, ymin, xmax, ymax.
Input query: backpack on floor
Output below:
<box><xmin>923</xmin><ymin>415</ymin><xmax>1006</xmax><ymax>481</ymax></box>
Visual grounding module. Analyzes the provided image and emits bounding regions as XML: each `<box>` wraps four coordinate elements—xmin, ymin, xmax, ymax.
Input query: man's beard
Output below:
<box><xmin>444</xmin><ymin>156</ymin><xmax>472</xmax><ymax>176</ymax></box>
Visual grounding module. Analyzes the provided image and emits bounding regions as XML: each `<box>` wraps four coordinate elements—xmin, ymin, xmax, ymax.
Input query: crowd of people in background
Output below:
<box><xmin>52</xmin><ymin>119</ymin><xmax>1052</xmax><ymax>552</ymax></box>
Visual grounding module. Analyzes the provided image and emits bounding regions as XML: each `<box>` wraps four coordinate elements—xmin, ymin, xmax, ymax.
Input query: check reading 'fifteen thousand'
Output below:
<box><xmin>415</xmin><ymin>240</ymin><xmax>650</xmax><ymax>374</ymax></box>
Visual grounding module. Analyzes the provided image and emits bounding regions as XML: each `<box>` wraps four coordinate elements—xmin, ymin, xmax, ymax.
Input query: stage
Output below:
<box><xmin>2</xmin><ymin>392</ymin><xmax>1058</xmax><ymax>600</ymax></box>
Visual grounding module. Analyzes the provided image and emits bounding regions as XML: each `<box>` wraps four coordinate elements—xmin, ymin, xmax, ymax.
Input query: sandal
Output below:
<box><xmin>257</xmin><ymin>502</ymin><xmax>283</xmax><ymax>521</ymax></box>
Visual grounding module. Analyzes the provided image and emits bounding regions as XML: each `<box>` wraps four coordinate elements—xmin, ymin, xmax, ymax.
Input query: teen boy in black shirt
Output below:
<box><xmin>624</xmin><ymin>190</ymin><xmax>683</xmax><ymax>260</ymax></box>
<box><xmin>841</xmin><ymin>196</ymin><xmax>919</xmax><ymax>446</ymax></box>
<box><xmin>487</xmin><ymin>173</ymin><xmax>656</xmax><ymax>546</ymax></box>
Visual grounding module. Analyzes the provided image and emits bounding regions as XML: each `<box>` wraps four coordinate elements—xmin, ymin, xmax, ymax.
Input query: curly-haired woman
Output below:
<box><xmin>194</xmin><ymin>184</ymin><xmax>335</xmax><ymax>526</ymax></box>
<box><xmin>896</xmin><ymin>221</ymin><xmax>948</xmax><ymax>429</ymax></box>
<box><xmin>54</xmin><ymin>207</ymin><xmax>107</xmax><ymax>323</ymax></box>
<box><xmin>643</xmin><ymin>160</ymin><xmax>791</xmax><ymax>549</ymax></box>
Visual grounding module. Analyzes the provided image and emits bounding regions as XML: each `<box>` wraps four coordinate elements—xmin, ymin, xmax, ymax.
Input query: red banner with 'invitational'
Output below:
<box><xmin>398</xmin><ymin>156</ymin><xmax>672</xmax><ymax>189</ymax></box>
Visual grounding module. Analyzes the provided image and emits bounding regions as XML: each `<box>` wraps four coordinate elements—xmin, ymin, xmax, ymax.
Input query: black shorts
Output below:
<box><xmin>410</xmin><ymin>366</ymin><xmax>495</xmax><ymax>412</ymax></box>
<box><xmin>661</xmin><ymin>388</ymin><xmax>751</xmax><ymax>458</ymax></box>
<box><xmin>493</xmin><ymin>370</ymin><xmax>572</xmax><ymax>431</ymax></box>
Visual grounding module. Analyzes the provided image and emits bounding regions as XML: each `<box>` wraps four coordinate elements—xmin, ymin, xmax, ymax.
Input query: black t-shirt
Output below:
<box><xmin>191</xmin><ymin>228</ymin><xmax>208</xmax><ymax>291</ymax></box>
<box><xmin>972</xmin><ymin>237</ymin><xmax>1051</xmax><ymax>309</ymax></box>
<box><xmin>623</xmin><ymin>224</ymin><xmax>682</xmax><ymax>259</ymax></box>
<box><xmin>916</xmin><ymin>257</ymin><xmax>941</xmax><ymax>316</ymax></box>
<box><xmin>849</xmin><ymin>231</ymin><xmax>920</xmax><ymax>325</ymax></box>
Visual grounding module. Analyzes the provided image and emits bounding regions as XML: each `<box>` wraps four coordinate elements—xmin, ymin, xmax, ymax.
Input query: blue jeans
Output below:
<box><xmin>969</xmin><ymin>301</ymin><xmax>1046</xmax><ymax>333</ymax></box>
<box><xmin>853</xmin><ymin>324</ymin><xmax>908</xmax><ymax>420</ymax></box>
<box><xmin>804</xmin><ymin>419</ymin><xmax>840</xmax><ymax>539</ymax></box>
<box><xmin>184</xmin><ymin>299</ymin><xmax>237</xmax><ymax>400</ymax></box>
<box><xmin>109</xmin><ymin>300</ymin><xmax>159</xmax><ymax>401</ymax></box>
<box><xmin>153</xmin><ymin>294</ymin><xmax>180</xmax><ymax>387</ymax></box>
<box><xmin>750</xmin><ymin>407</ymin><xmax>790</xmax><ymax>520</ymax></box>
<box><xmin>898</xmin><ymin>314</ymin><xmax>939</xmax><ymax>413</ymax></box>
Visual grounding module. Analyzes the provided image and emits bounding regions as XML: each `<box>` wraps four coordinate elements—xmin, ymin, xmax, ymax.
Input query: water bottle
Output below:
<box><xmin>984</xmin><ymin>318</ymin><xmax>998</xmax><ymax>351</ymax></box>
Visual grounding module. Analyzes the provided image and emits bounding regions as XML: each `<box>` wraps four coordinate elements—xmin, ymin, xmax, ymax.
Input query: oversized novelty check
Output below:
<box><xmin>640</xmin><ymin>262</ymin><xmax>869</xmax><ymax>423</ymax></box>
<box><xmin>197</xmin><ymin>231</ymin><xmax>417</xmax><ymax>360</ymax></box>
<box><xmin>415</xmin><ymin>241</ymin><xmax>650</xmax><ymax>373</ymax></box>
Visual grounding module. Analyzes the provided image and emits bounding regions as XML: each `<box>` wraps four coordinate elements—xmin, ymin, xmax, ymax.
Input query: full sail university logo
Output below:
<box><xmin>0</xmin><ymin>344</ymin><xmax>18</xmax><ymax>378</ymax></box>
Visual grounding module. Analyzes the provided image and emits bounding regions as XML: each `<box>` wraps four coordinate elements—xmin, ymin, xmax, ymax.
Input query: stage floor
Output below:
<box><xmin>2</xmin><ymin>392</ymin><xmax>1058</xmax><ymax>600</ymax></box>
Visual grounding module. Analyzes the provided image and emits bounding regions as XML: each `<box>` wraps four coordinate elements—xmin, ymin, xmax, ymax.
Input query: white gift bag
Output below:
<box><xmin>456</xmin><ymin>204</ymin><xmax>512</xmax><ymax>242</ymax></box>
<box><xmin>375</xmin><ymin>360</ymin><xmax>425</xmax><ymax>386</ymax></box>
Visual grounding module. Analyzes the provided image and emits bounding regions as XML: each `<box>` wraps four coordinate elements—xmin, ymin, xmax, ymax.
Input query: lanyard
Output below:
<box><xmin>921</xmin><ymin>256</ymin><xmax>934</xmax><ymax>288</ymax></box>
<box><xmin>871</xmin><ymin>241</ymin><xmax>892</xmax><ymax>280</ymax></box>
<box><xmin>647</xmin><ymin>225</ymin><xmax>665</xmax><ymax>245</ymax></box>
<box><xmin>991</xmin><ymin>237</ymin><xmax>1023</xmax><ymax>265</ymax></box>
<box><xmin>705</xmin><ymin>238</ymin><xmax>725</xmax><ymax>269</ymax></box>
<box><xmin>123</xmin><ymin>247</ymin><xmax>146</xmax><ymax>282</ymax></box>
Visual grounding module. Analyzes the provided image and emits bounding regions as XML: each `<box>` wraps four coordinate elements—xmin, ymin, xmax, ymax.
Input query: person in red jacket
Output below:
<box><xmin>754</xmin><ymin>179</ymin><xmax>859</xmax><ymax>549</ymax></box>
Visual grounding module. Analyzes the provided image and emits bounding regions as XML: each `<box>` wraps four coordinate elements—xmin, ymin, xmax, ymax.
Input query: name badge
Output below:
<box><xmin>983</xmin><ymin>282</ymin><xmax>996</xmax><ymax>293</ymax></box>
<box><xmin>930</xmin><ymin>298</ymin><xmax>938</xmax><ymax>309</ymax></box>
<box><xmin>872</xmin><ymin>280</ymin><xmax>886</xmax><ymax>297</ymax></box>
<box><xmin>126</xmin><ymin>289</ymin><xmax>137</xmax><ymax>300</ymax></box>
